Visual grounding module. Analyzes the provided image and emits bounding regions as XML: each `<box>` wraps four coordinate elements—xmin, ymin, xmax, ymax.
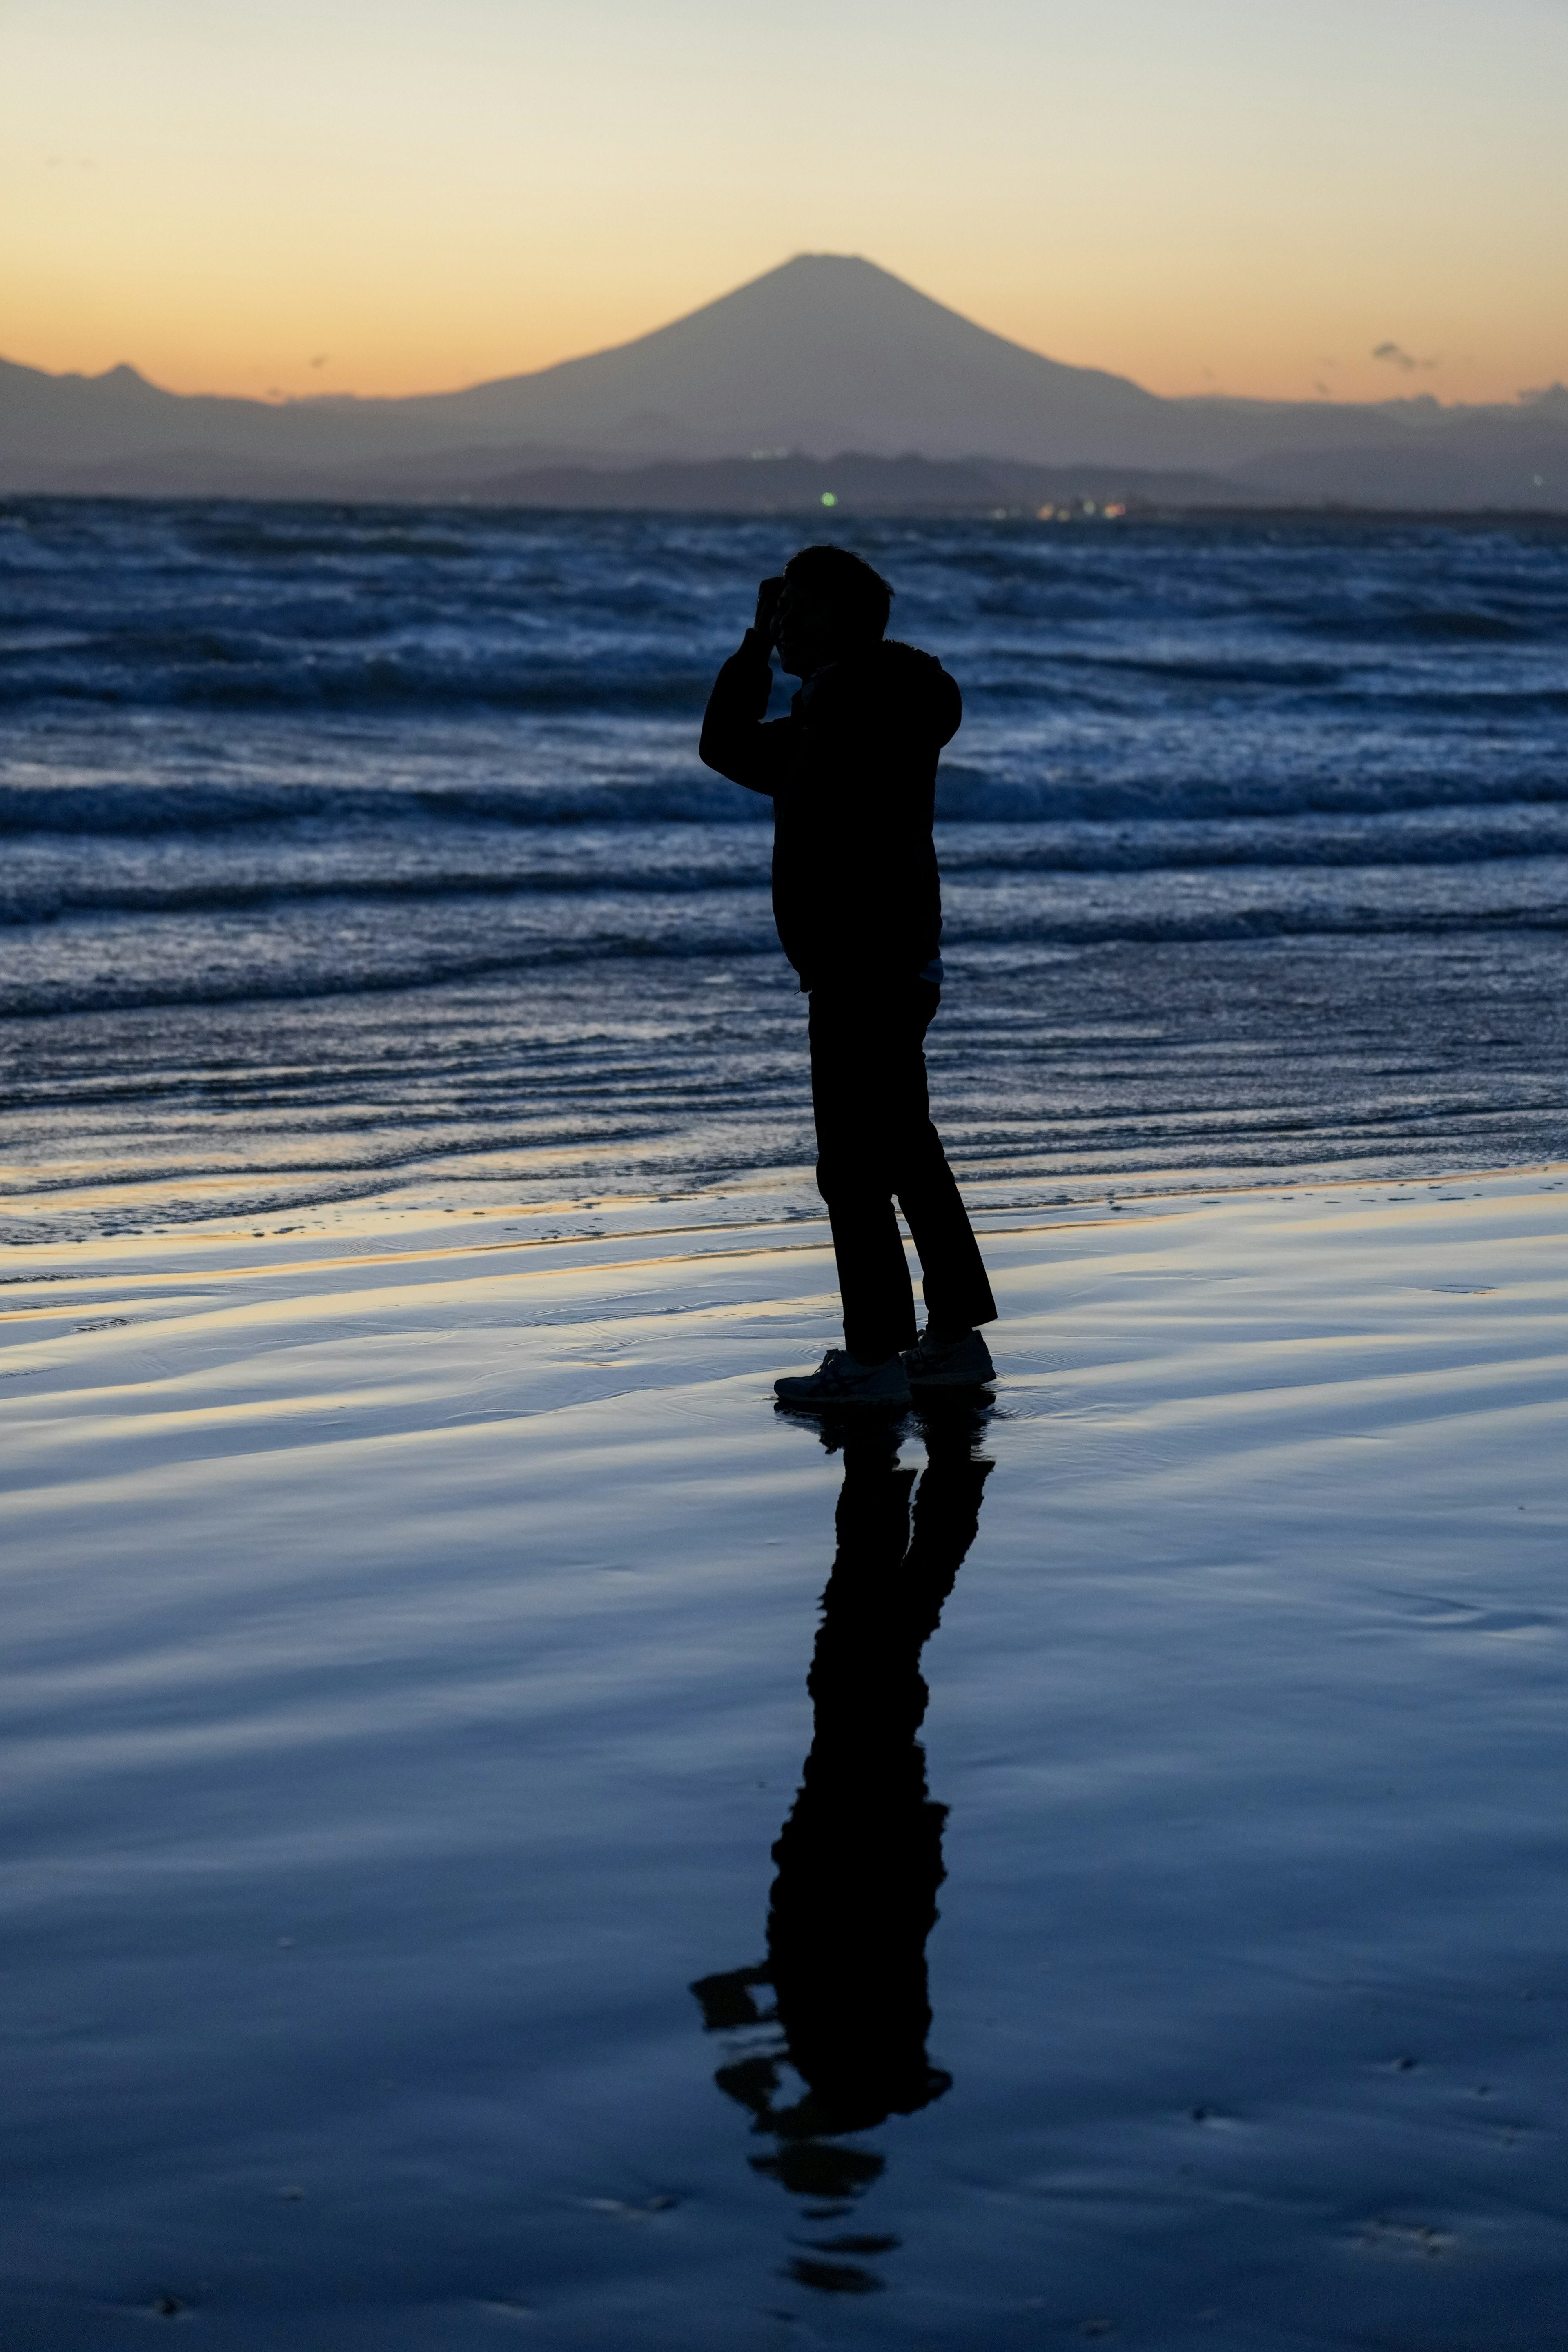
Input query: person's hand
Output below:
<box><xmin>753</xmin><ymin>576</ymin><xmax>786</xmax><ymax>645</ymax></box>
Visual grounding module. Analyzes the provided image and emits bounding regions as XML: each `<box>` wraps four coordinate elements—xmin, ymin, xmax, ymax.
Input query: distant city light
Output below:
<box><xmin>1036</xmin><ymin>500</ymin><xmax>1128</xmax><ymax>522</ymax></box>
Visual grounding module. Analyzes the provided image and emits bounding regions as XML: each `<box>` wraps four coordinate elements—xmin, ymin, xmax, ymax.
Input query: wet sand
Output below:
<box><xmin>3</xmin><ymin>1170</ymin><xmax>1567</xmax><ymax>2347</ymax></box>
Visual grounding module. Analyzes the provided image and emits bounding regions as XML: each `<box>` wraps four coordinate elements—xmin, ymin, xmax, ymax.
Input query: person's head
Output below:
<box><xmin>775</xmin><ymin>545</ymin><xmax>893</xmax><ymax>677</ymax></box>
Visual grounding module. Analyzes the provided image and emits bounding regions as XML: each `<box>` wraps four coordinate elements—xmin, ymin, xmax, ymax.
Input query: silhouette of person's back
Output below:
<box><xmin>699</xmin><ymin>546</ymin><xmax>998</xmax><ymax>1408</ymax></box>
<box><xmin>692</xmin><ymin>1409</ymin><xmax>993</xmax><ymax>2213</ymax></box>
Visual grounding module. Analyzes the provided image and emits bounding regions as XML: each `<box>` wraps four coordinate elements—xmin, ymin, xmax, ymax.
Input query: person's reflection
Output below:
<box><xmin>692</xmin><ymin>1403</ymin><xmax>993</xmax><ymax>2249</ymax></box>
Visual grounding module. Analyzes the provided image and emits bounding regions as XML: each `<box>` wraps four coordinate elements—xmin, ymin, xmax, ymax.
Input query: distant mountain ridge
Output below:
<box><xmin>3</xmin><ymin>254</ymin><xmax>1565</xmax><ymax>508</ymax></box>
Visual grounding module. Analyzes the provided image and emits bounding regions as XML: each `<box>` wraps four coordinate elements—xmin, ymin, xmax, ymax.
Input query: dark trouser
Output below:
<box><xmin>809</xmin><ymin>980</ymin><xmax>997</xmax><ymax>1365</ymax></box>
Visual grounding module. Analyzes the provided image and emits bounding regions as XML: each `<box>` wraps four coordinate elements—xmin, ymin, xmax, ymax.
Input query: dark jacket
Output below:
<box><xmin>699</xmin><ymin>629</ymin><xmax>962</xmax><ymax>991</ymax></box>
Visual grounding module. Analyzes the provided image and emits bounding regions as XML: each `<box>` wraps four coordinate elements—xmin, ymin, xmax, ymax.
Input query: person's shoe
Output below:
<box><xmin>904</xmin><ymin>1328</ymin><xmax>996</xmax><ymax>1389</ymax></box>
<box><xmin>774</xmin><ymin>1349</ymin><xmax>912</xmax><ymax>1410</ymax></box>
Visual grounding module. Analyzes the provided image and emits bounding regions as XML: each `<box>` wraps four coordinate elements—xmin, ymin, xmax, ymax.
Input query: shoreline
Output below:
<box><xmin>6</xmin><ymin>487</ymin><xmax>1568</xmax><ymax>527</ymax></box>
<box><xmin>6</xmin><ymin>1148</ymin><xmax>1565</xmax><ymax>1265</ymax></box>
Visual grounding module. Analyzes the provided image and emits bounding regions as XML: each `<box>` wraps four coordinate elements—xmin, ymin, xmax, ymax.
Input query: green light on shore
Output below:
<box><xmin>820</xmin><ymin>491</ymin><xmax>837</xmax><ymax>507</ymax></box>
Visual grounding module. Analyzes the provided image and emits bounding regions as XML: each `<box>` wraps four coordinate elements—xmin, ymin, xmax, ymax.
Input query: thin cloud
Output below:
<box><xmin>1372</xmin><ymin>341</ymin><xmax>1440</xmax><ymax>374</ymax></box>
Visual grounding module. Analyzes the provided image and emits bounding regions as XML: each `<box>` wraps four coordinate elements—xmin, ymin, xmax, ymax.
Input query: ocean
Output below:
<box><xmin>3</xmin><ymin>498</ymin><xmax>1567</xmax><ymax>1240</ymax></box>
<box><xmin>7</xmin><ymin>499</ymin><xmax>1568</xmax><ymax>2346</ymax></box>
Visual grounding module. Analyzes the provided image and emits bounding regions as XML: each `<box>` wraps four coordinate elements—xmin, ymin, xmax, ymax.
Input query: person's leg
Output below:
<box><xmin>809</xmin><ymin>989</ymin><xmax>920</xmax><ymax>1364</ymax></box>
<box><xmin>887</xmin><ymin>984</ymin><xmax>997</xmax><ymax>1339</ymax></box>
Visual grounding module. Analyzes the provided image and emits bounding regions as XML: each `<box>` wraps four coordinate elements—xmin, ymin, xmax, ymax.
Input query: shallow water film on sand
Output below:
<box><xmin>4</xmin><ymin>1180</ymin><xmax>1568</xmax><ymax>2347</ymax></box>
<box><xmin>2</xmin><ymin>506</ymin><xmax>1568</xmax><ymax>2345</ymax></box>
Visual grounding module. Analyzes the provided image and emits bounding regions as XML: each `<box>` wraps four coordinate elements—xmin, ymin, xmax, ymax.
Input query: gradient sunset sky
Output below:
<box><xmin>4</xmin><ymin>0</ymin><xmax>1564</xmax><ymax>408</ymax></box>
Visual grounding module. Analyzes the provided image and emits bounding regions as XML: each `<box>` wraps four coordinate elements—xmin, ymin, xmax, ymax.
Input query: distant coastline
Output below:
<box><xmin>7</xmin><ymin>469</ymin><xmax>1568</xmax><ymax>530</ymax></box>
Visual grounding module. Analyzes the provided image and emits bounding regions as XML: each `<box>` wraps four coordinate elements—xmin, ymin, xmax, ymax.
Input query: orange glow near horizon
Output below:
<box><xmin>3</xmin><ymin>0</ymin><xmax>1564</xmax><ymax>410</ymax></box>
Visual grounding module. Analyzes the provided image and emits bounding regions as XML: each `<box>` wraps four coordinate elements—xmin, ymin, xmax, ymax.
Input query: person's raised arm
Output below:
<box><xmin>699</xmin><ymin>577</ymin><xmax>791</xmax><ymax>797</ymax></box>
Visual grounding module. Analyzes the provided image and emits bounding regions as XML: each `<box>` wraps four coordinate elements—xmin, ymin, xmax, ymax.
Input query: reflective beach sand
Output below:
<box><xmin>4</xmin><ymin>1172</ymin><xmax>1566</xmax><ymax>2346</ymax></box>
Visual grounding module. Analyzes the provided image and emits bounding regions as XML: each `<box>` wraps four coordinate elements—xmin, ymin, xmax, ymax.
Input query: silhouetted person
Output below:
<box><xmin>700</xmin><ymin>546</ymin><xmax>997</xmax><ymax>1409</ymax></box>
<box><xmin>691</xmin><ymin>1407</ymin><xmax>993</xmax><ymax>2275</ymax></box>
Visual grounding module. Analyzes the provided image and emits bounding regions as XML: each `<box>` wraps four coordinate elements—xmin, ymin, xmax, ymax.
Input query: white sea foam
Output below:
<box><xmin>3</xmin><ymin>506</ymin><xmax>1567</xmax><ymax>1234</ymax></box>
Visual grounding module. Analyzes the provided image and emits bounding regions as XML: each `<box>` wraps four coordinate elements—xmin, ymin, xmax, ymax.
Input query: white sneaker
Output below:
<box><xmin>774</xmin><ymin>1349</ymin><xmax>913</xmax><ymax>1409</ymax></box>
<box><xmin>903</xmin><ymin>1328</ymin><xmax>996</xmax><ymax>1389</ymax></box>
